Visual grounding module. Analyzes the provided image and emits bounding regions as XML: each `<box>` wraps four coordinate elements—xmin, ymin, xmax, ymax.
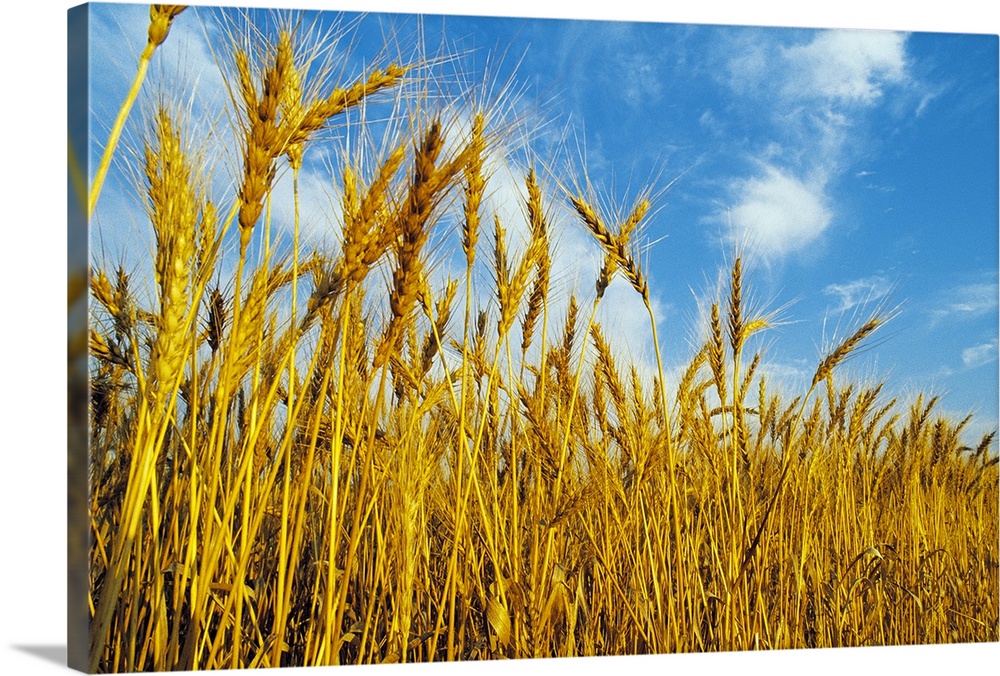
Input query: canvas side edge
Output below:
<box><xmin>68</xmin><ymin>3</ymin><xmax>92</xmax><ymax>673</ymax></box>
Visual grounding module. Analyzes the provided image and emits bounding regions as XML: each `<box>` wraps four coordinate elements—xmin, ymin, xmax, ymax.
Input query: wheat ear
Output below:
<box><xmin>811</xmin><ymin>318</ymin><xmax>882</xmax><ymax>389</ymax></box>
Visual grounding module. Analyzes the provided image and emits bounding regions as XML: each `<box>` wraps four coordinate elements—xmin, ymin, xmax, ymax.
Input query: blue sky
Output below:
<box><xmin>84</xmin><ymin>1</ymin><xmax>999</xmax><ymax>440</ymax></box>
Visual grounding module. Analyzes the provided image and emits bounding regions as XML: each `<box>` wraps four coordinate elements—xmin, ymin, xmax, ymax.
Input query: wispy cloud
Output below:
<box><xmin>824</xmin><ymin>275</ymin><xmax>893</xmax><ymax>313</ymax></box>
<box><xmin>929</xmin><ymin>281</ymin><xmax>999</xmax><ymax>324</ymax></box>
<box><xmin>618</xmin><ymin>52</ymin><xmax>665</xmax><ymax>109</ymax></box>
<box><xmin>962</xmin><ymin>338</ymin><xmax>998</xmax><ymax>369</ymax></box>
<box><xmin>716</xmin><ymin>28</ymin><xmax>912</xmax><ymax>260</ymax></box>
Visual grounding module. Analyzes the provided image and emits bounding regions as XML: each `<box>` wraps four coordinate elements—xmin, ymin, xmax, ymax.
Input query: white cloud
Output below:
<box><xmin>725</xmin><ymin>29</ymin><xmax>908</xmax><ymax>109</ymax></box>
<box><xmin>962</xmin><ymin>339</ymin><xmax>998</xmax><ymax>369</ymax></box>
<box><xmin>824</xmin><ymin>275</ymin><xmax>892</xmax><ymax>313</ymax></box>
<box><xmin>781</xmin><ymin>30</ymin><xmax>908</xmax><ymax>106</ymax></box>
<box><xmin>726</xmin><ymin>166</ymin><xmax>831</xmax><ymax>258</ymax></box>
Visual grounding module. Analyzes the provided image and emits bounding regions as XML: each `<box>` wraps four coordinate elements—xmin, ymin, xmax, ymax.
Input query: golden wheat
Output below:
<box><xmin>82</xmin><ymin>9</ymin><xmax>998</xmax><ymax>672</ymax></box>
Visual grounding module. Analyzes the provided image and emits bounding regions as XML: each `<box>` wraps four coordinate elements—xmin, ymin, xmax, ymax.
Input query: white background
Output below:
<box><xmin>1</xmin><ymin>1</ymin><xmax>997</xmax><ymax>674</ymax></box>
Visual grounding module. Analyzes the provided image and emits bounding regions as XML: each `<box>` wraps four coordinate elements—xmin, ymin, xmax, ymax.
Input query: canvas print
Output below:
<box><xmin>68</xmin><ymin>2</ymin><xmax>999</xmax><ymax>672</ymax></box>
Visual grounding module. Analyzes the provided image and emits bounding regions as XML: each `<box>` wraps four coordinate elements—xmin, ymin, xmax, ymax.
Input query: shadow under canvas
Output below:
<box><xmin>12</xmin><ymin>644</ymin><xmax>68</xmax><ymax>668</ymax></box>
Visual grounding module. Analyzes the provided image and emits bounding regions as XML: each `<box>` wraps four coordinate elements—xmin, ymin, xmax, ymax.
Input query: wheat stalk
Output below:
<box><xmin>88</xmin><ymin>5</ymin><xmax>186</xmax><ymax>217</ymax></box>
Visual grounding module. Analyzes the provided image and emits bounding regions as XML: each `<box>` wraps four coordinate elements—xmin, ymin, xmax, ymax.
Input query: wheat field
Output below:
<box><xmin>72</xmin><ymin>5</ymin><xmax>999</xmax><ymax>672</ymax></box>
